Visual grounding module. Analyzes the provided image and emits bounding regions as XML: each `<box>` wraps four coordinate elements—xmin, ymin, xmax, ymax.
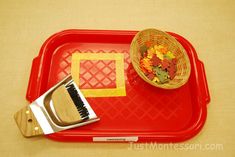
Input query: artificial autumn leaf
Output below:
<box><xmin>156</xmin><ymin>50</ymin><xmax>164</xmax><ymax>60</ymax></box>
<box><xmin>139</xmin><ymin>43</ymin><xmax>178</xmax><ymax>83</ymax></box>
<box><xmin>169</xmin><ymin>70</ymin><xmax>176</xmax><ymax>79</ymax></box>
<box><xmin>161</xmin><ymin>59</ymin><xmax>170</xmax><ymax>70</ymax></box>
<box><xmin>154</xmin><ymin>45</ymin><xmax>163</xmax><ymax>51</ymax></box>
<box><xmin>153</xmin><ymin>76</ymin><xmax>160</xmax><ymax>83</ymax></box>
<box><xmin>165</xmin><ymin>51</ymin><xmax>175</xmax><ymax>59</ymax></box>
<box><xmin>140</xmin><ymin>58</ymin><xmax>153</xmax><ymax>73</ymax></box>
<box><xmin>147</xmin><ymin>73</ymin><xmax>155</xmax><ymax>80</ymax></box>
<box><xmin>153</xmin><ymin>67</ymin><xmax>169</xmax><ymax>83</ymax></box>
<box><xmin>167</xmin><ymin>63</ymin><xmax>176</xmax><ymax>74</ymax></box>
<box><xmin>140</xmin><ymin>65</ymin><xmax>148</xmax><ymax>74</ymax></box>
<box><xmin>147</xmin><ymin>47</ymin><xmax>155</xmax><ymax>59</ymax></box>
<box><xmin>151</xmin><ymin>54</ymin><xmax>161</xmax><ymax>66</ymax></box>
<box><xmin>159</xmin><ymin>47</ymin><xmax>168</xmax><ymax>54</ymax></box>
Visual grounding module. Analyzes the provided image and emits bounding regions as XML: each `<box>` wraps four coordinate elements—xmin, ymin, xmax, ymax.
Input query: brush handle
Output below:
<box><xmin>14</xmin><ymin>106</ymin><xmax>43</xmax><ymax>137</ymax></box>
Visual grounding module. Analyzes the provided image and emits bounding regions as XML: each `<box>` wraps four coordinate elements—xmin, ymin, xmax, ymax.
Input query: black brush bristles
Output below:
<box><xmin>66</xmin><ymin>84</ymin><xmax>89</xmax><ymax>120</ymax></box>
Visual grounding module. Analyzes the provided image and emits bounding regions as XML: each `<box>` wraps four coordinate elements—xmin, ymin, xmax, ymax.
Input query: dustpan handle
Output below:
<box><xmin>14</xmin><ymin>105</ymin><xmax>44</xmax><ymax>137</ymax></box>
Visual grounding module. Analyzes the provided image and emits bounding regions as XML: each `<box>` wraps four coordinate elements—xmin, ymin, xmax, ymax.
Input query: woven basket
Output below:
<box><xmin>130</xmin><ymin>28</ymin><xmax>191</xmax><ymax>89</ymax></box>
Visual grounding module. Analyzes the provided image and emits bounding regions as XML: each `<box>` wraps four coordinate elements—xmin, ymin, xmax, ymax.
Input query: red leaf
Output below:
<box><xmin>147</xmin><ymin>73</ymin><xmax>155</xmax><ymax>80</ymax></box>
<box><xmin>151</xmin><ymin>54</ymin><xmax>161</xmax><ymax>66</ymax></box>
<box><xmin>161</xmin><ymin>59</ymin><xmax>170</xmax><ymax>70</ymax></box>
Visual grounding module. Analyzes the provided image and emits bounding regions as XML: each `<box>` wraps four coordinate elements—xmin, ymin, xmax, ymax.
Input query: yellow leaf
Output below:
<box><xmin>154</xmin><ymin>45</ymin><xmax>164</xmax><ymax>51</ymax></box>
<box><xmin>153</xmin><ymin>76</ymin><xmax>160</xmax><ymax>83</ymax></box>
<box><xmin>147</xmin><ymin>47</ymin><xmax>155</xmax><ymax>59</ymax></box>
<box><xmin>156</xmin><ymin>50</ymin><xmax>164</xmax><ymax>60</ymax></box>
<box><xmin>165</xmin><ymin>51</ymin><xmax>175</xmax><ymax>59</ymax></box>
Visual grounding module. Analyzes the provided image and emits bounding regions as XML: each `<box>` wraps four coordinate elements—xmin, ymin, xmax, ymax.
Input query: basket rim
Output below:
<box><xmin>130</xmin><ymin>28</ymin><xmax>191</xmax><ymax>89</ymax></box>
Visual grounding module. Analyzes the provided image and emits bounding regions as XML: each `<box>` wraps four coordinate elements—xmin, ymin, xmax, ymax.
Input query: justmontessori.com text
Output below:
<box><xmin>128</xmin><ymin>142</ymin><xmax>224</xmax><ymax>151</ymax></box>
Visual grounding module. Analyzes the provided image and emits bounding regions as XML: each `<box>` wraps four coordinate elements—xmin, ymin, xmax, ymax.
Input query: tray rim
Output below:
<box><xmin>26</xmin><ymin>29</ymin><xmax>210</xmax><ymax>142</ymax></box>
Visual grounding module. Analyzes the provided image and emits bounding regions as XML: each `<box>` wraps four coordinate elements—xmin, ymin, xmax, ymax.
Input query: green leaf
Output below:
<box><xmin>153</xmin><ymin>67</ymin><xmax>169</xmax><ymax>83</ymax></box>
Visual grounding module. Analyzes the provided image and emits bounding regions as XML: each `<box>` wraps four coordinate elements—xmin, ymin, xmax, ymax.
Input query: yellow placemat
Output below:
<box><xmin>71</xmin><ymin>52</ymin><xmax>126</xmax><ymax>97</ymax></box>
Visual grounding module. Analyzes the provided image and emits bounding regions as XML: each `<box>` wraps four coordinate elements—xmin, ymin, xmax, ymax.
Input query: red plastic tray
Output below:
<box><xmin>26</xmin><ymin>29</ymin><xmax>210</xmax><ymax>142</ymax></box>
